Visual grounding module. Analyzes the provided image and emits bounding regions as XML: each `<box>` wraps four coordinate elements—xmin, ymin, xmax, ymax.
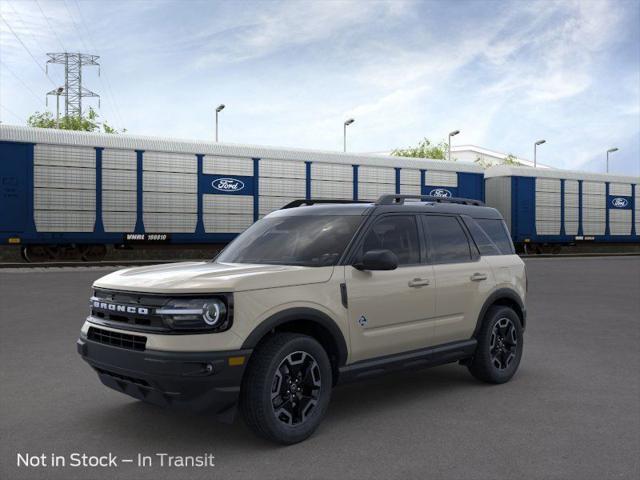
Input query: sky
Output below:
<box><xmin>0</xmin><ymin>0</ymin><xmax>639</xmax><ymax>175</ymax></box>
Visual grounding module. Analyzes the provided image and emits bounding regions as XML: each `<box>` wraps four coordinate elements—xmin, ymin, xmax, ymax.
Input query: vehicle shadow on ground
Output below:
<box><xmin>78</xmin><ymin>364</ymin><xmax>485</xmax><ymax>449</ymax></box>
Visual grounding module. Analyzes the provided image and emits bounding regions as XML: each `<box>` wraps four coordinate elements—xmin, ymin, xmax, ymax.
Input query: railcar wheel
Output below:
<box><xmin>80</xmin><ymin>244</ymin><xmax>107</xmax><ymax>262</ymax></box>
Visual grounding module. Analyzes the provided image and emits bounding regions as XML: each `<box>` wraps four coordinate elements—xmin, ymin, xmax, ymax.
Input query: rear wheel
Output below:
<box><xmin>240</xmin><ymin>333</ymin><xmax>332</xmax><ymax>444</ymax></box>
<box><xmin>468</xmin><ymin>306</ymin><xmax>523</xmax><ymax>384</ymax></box>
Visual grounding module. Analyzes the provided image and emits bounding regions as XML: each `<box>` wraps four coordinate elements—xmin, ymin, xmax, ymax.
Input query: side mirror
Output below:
<box><xmin>354</xmin><ymin>249</ymin><xmax>398</xmax><ymax>271</ymax></box>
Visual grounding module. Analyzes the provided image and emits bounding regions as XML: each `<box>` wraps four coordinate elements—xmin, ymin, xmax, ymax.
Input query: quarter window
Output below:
<box><xmin>360</xmin><ymin>215</ymin><xmax>420</xmax><ymax>265</ymax></box>
<box><xmin>423</xmin><ymin>215</ymin><xmax>472</xmax><ymax>263</ymax></box>
<box><xmin>476</xmin><ymin>219</ymin><xmax>515</xmax><ymax>255</ymax></box>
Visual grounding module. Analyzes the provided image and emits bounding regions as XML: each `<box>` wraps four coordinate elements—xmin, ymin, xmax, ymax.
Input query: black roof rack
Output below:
<box><xmin>280</xmin><ymin>199</ymin><xmax>371</xmax><ymax>209</ymax></box>
<box><xmin>376</xmin><ymin>194</ymin><xmax>485</xmax><ymax>206</ymax></box>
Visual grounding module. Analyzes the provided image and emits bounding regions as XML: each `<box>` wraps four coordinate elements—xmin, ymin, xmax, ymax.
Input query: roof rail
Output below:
<box><xmin>376</xmin><ymin>194</ymin><xmax>485</xmax><ymax>206</ymax></box>
<box><xmin>280</xmin><ymin>198</ymin><xmax>371</xmax><ymax>209</ymax></box>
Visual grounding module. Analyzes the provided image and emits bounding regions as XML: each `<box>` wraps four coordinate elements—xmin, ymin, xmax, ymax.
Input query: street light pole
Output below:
<box><xmin>343</xmin><ymin>118</ymin><xmax>354</xmax><ymax>152</ymax></box>
<box><xmin>534</xmin><ymin>139</ymin><xmax>546</xmax><ymax>168</ymax></box>
<box><xmin>215</xmin><ymin>104</ymin><xmax>225</xmax><ymax>142</ymax></box>
<box><xmin>55</xmin><ymin>87</ymin><xmax>63</xmax><ymax>128</ymax></box>
<box><xmin>448</xmin><ymin>130</ymin><xmax>460</xmax><ymax>161</ymax></box>
<box><xmin>606</xmin><ymin>148</ymin><xmax>618</xmax><ymax>173</ymax></box>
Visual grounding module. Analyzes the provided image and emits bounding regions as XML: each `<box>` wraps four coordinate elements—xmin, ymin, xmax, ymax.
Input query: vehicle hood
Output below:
<box><xmin>93</xmin><ymin>261</ymin><xmax>335</xmax><ymax>294</ymax></box>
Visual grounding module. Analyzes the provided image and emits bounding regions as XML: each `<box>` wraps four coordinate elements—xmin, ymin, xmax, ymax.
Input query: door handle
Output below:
<box><xmin>470</xmin><ymin>272</ymin><xmax>488</xmax><ymax>281</ymax></box>
<box><xmin>408</xmin><ymin>278</ymin><xmax>431</xmax><ymax>287</ymax></box>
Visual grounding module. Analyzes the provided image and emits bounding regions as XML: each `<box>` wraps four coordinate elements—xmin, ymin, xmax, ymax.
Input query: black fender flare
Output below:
<box><xmin>241</xmin><ymin>307</ymin><xmax>349</xmax><ymax>367</ymax></box>
<box><xmin>473</xmin><ymin>288</ymin><xmax>526</xmax><ymax>337</ymax></box>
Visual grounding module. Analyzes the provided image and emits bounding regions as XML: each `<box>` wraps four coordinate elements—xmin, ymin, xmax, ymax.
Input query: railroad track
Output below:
<box><xmin>1</xmin><ymin>252</ymin><xmax>639</xmax><ymax>268</ymax></box>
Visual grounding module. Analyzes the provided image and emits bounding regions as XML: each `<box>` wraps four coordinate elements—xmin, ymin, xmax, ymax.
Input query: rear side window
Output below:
<box><xmin>422</xmin><ymin>215</ymin><xmax>472</xmax><ymax>264</ymax></box>
<box><xmin>475</xmin><ymin>218</ymin><xmax>515</xmax><ymax>255</ymax></box>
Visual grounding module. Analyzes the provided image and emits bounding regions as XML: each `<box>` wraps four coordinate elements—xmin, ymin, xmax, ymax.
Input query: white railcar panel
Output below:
<box><xmin>311</xmin><ymin>180</ymin><xmax>353</xmax><ymax>199</ymax></box>
<box><xmin>102</xmin><ymin>190</ymin><xmax>136</xmax><ymax>211</ymax></box>
<box><xmin>144</xmin><ymin>213</ymin><xmax>197</xmax><ymax>232</ymax></box>
<box><xmin>564</xmin><ymin>192</ymin><xmax>579</xmax><ymax>208</ymax></box>
<box><xmin>102</xmin><ymin>149</ymin><xmax>136</xmax><ymax>170</ymax></box>
<box><xmin>564</xmin><ymin>180</ymin><xmax>579</xmax><ymax>194</ymax></box>
<box><xmin>358</xmin><ymin>166</ymin><xmax>395</xmax><ymax>184</ymax></box>
<box><xmin>34</xmin><ymin>144</ymin><xmax>95</xmax><ymax>168</ymax></box>
<box><xmin>103</xmin><ymin>211</ymin><xmax>136</xmax><ymax>232</ymax></box>
<box><xmin>425</xmin><ymin>170</ymin><xmax>457</xmax><ymax>187</ymax></box>
<box><xmin>311</xmin><ymin>163</ymin><xmax>352</xmax><ymax>181</ymax></box>
<box><xmin>34</xmin><ymin>211</ymin><xmax>95</xmax><ymax>232</ymax></box>
<box><xmin>583</xmin><ymin>222</ymin><xmax>605</xmax><ymax>235</ymax></box>
<box><xmin>203</xmin><ymin>156</ymin><xmax>253</xmax><ymax>176</ymax></box>
<box><xmin>536</xmin><ymin>206</ymin><xmax>562</xmax><ymax>222</ymax></box>
<box><xmin>582</xmin><ymin>194</ymin><xmax>605</xmax><ymax>209</ymax></box>
<box><xmin>103</xmin><ymin>169</ymin><xmax>136</xmax><ymax>191</ymax></box>
<box><xmin>400</xmin><ymin>183</ymin><xmax>421</xmax><ymax>195</ymax></box>
<box><xmin>260</xmin><ymin>159</ymin><xmax>306</xmax><ymax>179</ymax></box>
<box><xmin>582</xmin><ymin>181</ymin><xmax>605</xmax><ymax>195</ymax></box>
<box><xmin>535</xmin><ymin>191</ymin><xmax>561</xmax><ymax>207</ymax></box>
<box><xmin>536</xmin><ymin>220</ymin><xmax>560</xmax><ymax>235</ymax></box>
<box><xmin>143</xmin><ymin>151</ymin><xmax>196</xmax><ymax>173</ymax></box>
<box><xmin>609</xmin><ymin>210</ymin><xmax>632</xmax><ymax>235</ymax></box>
<box><xmin>259</xmin><ymin>177</ymin><xmax>305</xmax><ymax>197</ymax></box>
<box><xmin>34</xmin><ymin>165</ymin><xmax>95</xmax><ymax>190</ymax></box>
<box><xmin>259</xmin><ymin>196</ymin><xmax>298</xmax><ymax>215</ymax></box>
<box><xmin>203</xmin><ymin>195</ymin><xmax>253</xmax><ymax>215</ymax></box>
<box><xmin>609</xmin><ymin>183</ymin><xmax>632</xmax><ymax>196</ymax></box>
<box><xmin>400</xmin><ymin>169</ymin><xmax>421</xmax><ymax>186</ymax></box>
<box><xmin>536</xmin><ymin>178</ymin><xmax>561</xmax><ymax>193</ymax></box>
<box><xmin>583</xmin><ymin>208</ymin><xmax>606</xmax><ymax>221</ymax></box>
<box><xmin>143</xmin><ymin>171</ymin><xmax>197</xmax><ymax>193</ymax></box>
<box><xmin>203</xmin><ymin>214</ymin><xmax>253</xmax><ymax>233</ymax></box>
<box><xmin>35</xmin><ymin>188</ymin><xmax>95</xmax><ymax>211</ymax></box>
<box><xmin>636</xmin><ymin>188</ymin><xmax>640</xmax><ymax>233</ymax></box>
<box><xmin>358</xmin><ymin>182</ymin><xmax>396</xmax><ymax>200</ymax></box>
<box><xmin>565</xmin><ymin>221</ymin><xmax>579</xmax><ymax>235</ymax></box>
<box><xmin>144</xmin><ymin>192</ymin><xmax>197</xmax><ymax>213</ymax></box>
<box><xmin>564</xmin><ymin>206</ymin><xmax>579</xmax><ymax>224</ymax></box>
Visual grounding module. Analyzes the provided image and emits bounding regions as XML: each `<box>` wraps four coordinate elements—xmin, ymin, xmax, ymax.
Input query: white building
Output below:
<box><xmin>450</xmin><ymin>145</ymin><xmax>552</xmax><ymax>169</ymax></box>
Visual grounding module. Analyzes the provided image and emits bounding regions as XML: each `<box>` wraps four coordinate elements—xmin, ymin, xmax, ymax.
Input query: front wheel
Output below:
<box><xmin>468</xmin><ymin>306</ymin><xmax>523</xmax><ymax>384</ymax></box>
<box><xmin>240</xmin><ymin>333</ymin><xmax>332</xmax><ymax>444</ymax></box>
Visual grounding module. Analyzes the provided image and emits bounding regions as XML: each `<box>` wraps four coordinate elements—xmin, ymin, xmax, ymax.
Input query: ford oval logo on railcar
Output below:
<box><xmin>429</xmin><ymin>188</ymin><xmax>452</xmax><ymax>198</ymax></box>
<box><xmin>611</xmin><ymin>197</ymin><xmax>629</xmax><ymax>208</ymax></box>
<box><xmin>212</xmin><ymin>178</ymin><xmax>245</xmax><ymax>192</ymax></box>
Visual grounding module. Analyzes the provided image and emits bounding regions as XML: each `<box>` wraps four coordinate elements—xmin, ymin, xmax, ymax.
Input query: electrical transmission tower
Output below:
<box><xmin>46</xmin><ymin>53</ymin><xmax>100</xmax><ymax>117</ymax></box>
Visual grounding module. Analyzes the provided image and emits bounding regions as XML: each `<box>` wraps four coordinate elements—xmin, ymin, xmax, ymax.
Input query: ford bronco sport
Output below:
<box><xmin>77</xmin><ymin>194</ymin><xmax>526</xmax><ymax>444</ymax></box>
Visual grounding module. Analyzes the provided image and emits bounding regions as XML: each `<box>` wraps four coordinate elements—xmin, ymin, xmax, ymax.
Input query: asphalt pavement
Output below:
<box><xmin>1</xmin><ymin>257</ymin><xmax>639</xmax><ymax>480</ymax></box>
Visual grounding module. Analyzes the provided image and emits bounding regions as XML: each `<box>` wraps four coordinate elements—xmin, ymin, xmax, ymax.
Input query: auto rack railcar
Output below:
<box><xmin>484</xmin><ymin>165</ymin><xmax>639</xmax><ymax>253</ymax></box>
<box><xmin>0</xmin><ymin>125</ymin><xmax>485</xmax><ymax>261</ymax></box>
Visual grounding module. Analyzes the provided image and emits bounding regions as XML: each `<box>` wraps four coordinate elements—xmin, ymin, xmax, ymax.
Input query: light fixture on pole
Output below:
<box><xmin>215</xmin><ymin>104</ymin><xmax>225</xmax><ymax>142</ymax></box>
<box><xmin>606</xmin><ymin>148</ymin><xmax>618</xmax><ymax>173</ymax></box>
<box><xmin>534</xmin><ymin>139</ymin><xmax>546</xmax><ymax>168</ymax></box>
<box><xmin>55</xmin><ymin>87</ymin><xmax>64</xmax><ymax>128</ymax></box>
<box><xmin>448</xmin><ymin>130</ymin><xmax>460</xmax><ymax>161</ymax></box>
<box><xmin>343</xmin><ymin>118</ymin><xmax>355</xmax><ymax>152</ymax></box>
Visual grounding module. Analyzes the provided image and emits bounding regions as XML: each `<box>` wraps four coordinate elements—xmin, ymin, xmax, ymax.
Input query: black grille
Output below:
<box><xmin>94</xmin><ymin>367</ymin><xmax>150</xmax><ymax>387</ymax></box>
<box><xmin>90</xmin><ymin>289</ymin><xmax>169</xmax><ymax>332</ymax></box>
<box><xmin>88</xmin><ymin>327</ymin><xmax>147</xmax><ymax>351</ymax></box>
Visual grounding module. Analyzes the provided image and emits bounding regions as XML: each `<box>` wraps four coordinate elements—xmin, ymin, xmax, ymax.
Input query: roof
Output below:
<box><xmin>484</xmin><ymin>164</ymin><xmax>639</xmax><ymax>184</ymax></box>
<box><xmin>451</xmin><ymin>144</ymin><xmax>552</xmax><ymax>169</ymax></box>
<box><xmin>271</xmin><ymin>199</ymin><xmax>503</xmax><ymax>220</ymax></box>
<box><xmin>0</xmin><ymin>124</ymin><xmax>484</xmax><ymax>173</ymax></box>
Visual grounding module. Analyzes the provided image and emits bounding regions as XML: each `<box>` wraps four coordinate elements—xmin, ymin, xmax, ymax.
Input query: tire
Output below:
<box><xmin>240</xmin><ymin>333</ymin><xmax>332</xmax><ymax>444</ymax></box>
<box><xmin>468</xmin><ymin>306</ymin><xmax>523</xmax><ymax>384</ymax></box>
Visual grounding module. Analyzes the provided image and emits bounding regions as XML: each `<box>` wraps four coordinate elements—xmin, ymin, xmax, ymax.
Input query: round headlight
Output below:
<box><xmin>203</xmin><ymin>300</ymin><xmax>226</xmax><ymax>326</ymax></box>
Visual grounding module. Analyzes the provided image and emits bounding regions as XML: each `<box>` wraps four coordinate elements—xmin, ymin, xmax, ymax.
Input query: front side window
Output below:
<box><xmin>423</xmin><ymin>215</ymin><xmax>472</xmax><ymax>263</ymax></box>
<box><xmin>216</xmin><ymin>215</ymin><xmax>362</xmax><ymax>267</ymax></box>
<box><xmin>359</xmin><ymin>215</ymin><xmax>420</xmax><ymax>265</ymax></box>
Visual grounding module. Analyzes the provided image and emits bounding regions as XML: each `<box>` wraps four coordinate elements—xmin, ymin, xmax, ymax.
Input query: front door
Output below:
<box><xmin>345</xmin><ymin>214</ymin><xmax>437</xmax><ymax>362</ymax></box>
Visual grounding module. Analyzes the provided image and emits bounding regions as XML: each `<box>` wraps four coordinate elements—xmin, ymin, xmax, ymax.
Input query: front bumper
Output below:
<box><xmin>77</xmin><ymin>336</ymin><xmax>251</xmax><ymax>419</ymax></box>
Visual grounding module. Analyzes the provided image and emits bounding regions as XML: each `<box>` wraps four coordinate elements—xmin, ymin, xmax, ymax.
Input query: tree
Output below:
<box><xmin>391</xmin><ymin>138</ymin><xmax>452</xmax><ymax>160</ymax></box>
<box><xmin>27</xmin><ymin>107</ymin><xmax>125</xmax><ymax>133</ymax></box>
<box><xmin>474</xmin><ymin>153</ymin><xmax>522</xmax><ymax>169</ymax></box>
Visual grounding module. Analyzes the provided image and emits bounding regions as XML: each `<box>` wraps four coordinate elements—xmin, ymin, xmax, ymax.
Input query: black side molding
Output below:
<box><xmin>337</xmin><ymin>339</ymin><xmax>477</xmax><ymax>384</ymax></box>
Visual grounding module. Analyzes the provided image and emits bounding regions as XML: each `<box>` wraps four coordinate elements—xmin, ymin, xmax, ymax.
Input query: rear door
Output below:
<box><xmin>0</xmin><ymin>142</ymin><xmax>30</xmax><ymax>232</ymax></box>
<box><xmin>422</xmin><ymin>214</ymin><xmax>493</xmax><ymax>344</ymax></box>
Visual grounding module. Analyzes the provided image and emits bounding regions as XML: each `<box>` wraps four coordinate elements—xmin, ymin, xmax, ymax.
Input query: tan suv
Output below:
<box><xmin>77</xmin><ymin>195</ymin><xmax>527</xmax><ymax>444</ymax></box>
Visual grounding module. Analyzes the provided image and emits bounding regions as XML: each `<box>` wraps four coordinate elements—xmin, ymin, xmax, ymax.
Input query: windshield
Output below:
<box><xmin>216</xmin><ymin>215</ymin><xmax>362</xmax><ymax>267</ymax></box>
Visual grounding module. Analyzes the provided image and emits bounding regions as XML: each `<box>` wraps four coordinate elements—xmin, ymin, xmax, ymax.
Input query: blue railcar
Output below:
<box><xmin>0</xmin><ymin>125</ymin><xmax>485</xmax><ymax>261</ymax></box>
<box><xmin>484</xmin><ymin>165</ymin><xmax>639</xmax><ymax>253</ymax></box>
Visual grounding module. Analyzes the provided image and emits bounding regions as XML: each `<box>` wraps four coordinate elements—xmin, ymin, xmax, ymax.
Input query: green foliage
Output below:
<box><xmin>475</xmin><ymin>153</ymin><xmax>522</xmax><ymax>169</ymax></box>
<box><xmin>391</xmin><ymin>138</ymin><xmax>451</xmax><ymax>160</ymax></box>
<box><xmin>27</xmin><ymin>108</ymin><xmax>125</xmax><ymax>133</ymax></box>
